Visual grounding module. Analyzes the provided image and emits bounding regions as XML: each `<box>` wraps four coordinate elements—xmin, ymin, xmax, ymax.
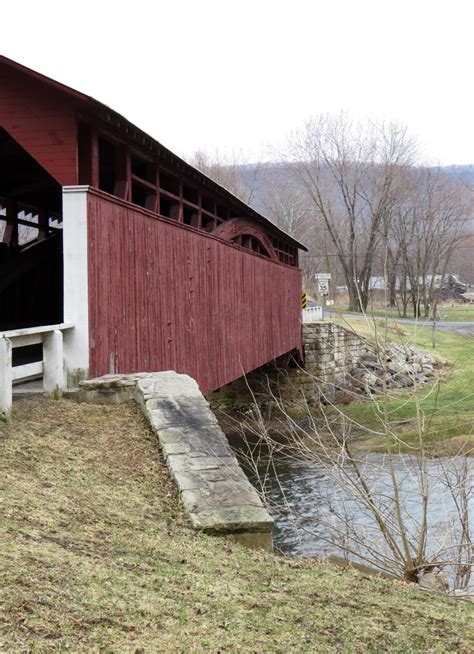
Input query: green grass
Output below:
<box><xmin>334</xmin><ymin>315</ymin><xmax>474</xmax><ymax>450</ymax></box>
<box><xmin>436</xmin><ymin>307</ymin><xmax>474</xmax><ymax>322</ymax></box>
<box><xmin>333</xmin><ymin>305</ymin><xmax>474</xmax><ymax>322</ymax></box>
<box><xmin>1</xmin><ymin>398</ymin><xmax>473</xmax><ymax>652</ymax></box>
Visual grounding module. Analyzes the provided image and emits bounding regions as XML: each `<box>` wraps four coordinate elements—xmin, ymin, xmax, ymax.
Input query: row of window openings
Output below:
<box><xmin>98</xmin><ymin>139</ymin><xmax>230</xmax><ymax>223</ymax></box>
<box><xmin>95</xmin><ymin>137</ymin><xmax>296</xmax><ymax>263</ymax></box>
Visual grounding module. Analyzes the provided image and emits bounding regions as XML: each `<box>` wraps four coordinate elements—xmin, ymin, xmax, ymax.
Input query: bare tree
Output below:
<box><xmin>286</xmin><ymin>114</ymin><xmax>416</xmax><ymax>312</ymax></box>
<box><xmin>450</xmin><ymin>232</ymin><xmax>474</xmax><ymax>286</ymax></box>
<box><xmin>393</xmin><ymin>168</ymin><xmax>472</xmax><ymax>317</ymax></box>
<box><xmin>231</xmin><ymin>320</ymin><xmax>473</xmax><ymax>592</ymax></box>
<box><xmin>260</xmin><ymin>168</ymin><xmax>309</xmax><ymax>239</ymax></box>
<box><xmin>187</xmin><ymin>149</ymin><xmax>261</xmax><ymax>206</ymax></box>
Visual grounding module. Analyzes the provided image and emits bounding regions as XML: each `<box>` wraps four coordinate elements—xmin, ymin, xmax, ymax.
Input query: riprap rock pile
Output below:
<box><xmin>351</xmin><ymin>344</ymin><xmax>436</xmax><ymax>394</ymax></box>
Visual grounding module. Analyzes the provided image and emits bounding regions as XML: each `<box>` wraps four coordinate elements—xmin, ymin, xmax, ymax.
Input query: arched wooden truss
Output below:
<box><xmin>213</xmin><ymin>218</ymin><xmax>278</xmax><ymax>260</ymax></box>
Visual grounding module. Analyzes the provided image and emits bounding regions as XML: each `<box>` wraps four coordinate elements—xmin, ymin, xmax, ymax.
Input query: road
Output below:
<box><xmin>325</xmin><ymin>311</ymin><xmax>474</xmax><ymax>337</ymax></box>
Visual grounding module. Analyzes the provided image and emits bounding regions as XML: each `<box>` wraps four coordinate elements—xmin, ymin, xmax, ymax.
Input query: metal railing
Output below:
<box><xmin>0</xmin><ymin>323</ymin><xmax>73</xmax><ymax>420</ymax></box>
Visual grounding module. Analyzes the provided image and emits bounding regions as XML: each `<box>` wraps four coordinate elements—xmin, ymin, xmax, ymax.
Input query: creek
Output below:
<box><xmin>233</xmin><ymin>442</ymin><xmax>474</xmax><ymax>585</ymax></box>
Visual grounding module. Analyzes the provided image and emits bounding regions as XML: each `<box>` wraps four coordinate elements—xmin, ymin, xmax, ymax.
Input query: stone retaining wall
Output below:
<box><xmin>300</xmin><ymin>322</ymin><xmax>367</xmax><ymax>400</ymax></box>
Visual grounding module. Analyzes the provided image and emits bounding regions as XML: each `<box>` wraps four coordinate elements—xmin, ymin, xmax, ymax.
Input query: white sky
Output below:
<box><xmin>2</xmin><ymin>0</ymin><xmax>474</xmax><ymax>165</ymax></box>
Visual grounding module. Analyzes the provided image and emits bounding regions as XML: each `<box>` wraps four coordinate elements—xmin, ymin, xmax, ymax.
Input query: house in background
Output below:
<box><xmin>0</xmin><ymin>56</ymin><xmax>306</xmax><ymax>395</ymax></box>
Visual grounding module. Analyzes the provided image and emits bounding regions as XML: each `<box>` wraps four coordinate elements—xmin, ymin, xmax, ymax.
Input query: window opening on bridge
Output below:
<box><xmin>216</xmin><ymin>204</ymin><xmax>228</xmax><ymax>221</ymax></box>
<box><xmin>77</xmin><ymin>127</ymin><xmax>298</xmax><ymax>265</ymax></box>
<box><xmin>131</xmin><ymin>154</ymin><xmax>157</xmax><ymax>210</ymax></box>
<box><xmin>232</xmin><ymin>234</ymin><xmax>271</xmax><ymax>258</ymax></box>
<box><xmin>98</xmin><ymin>138</ymin><xmax>117</xmax><ymax>195</ymax></box>
<box><xmin>183</xmin><ymin>206</ymin><xmax>199</xmax><ymax>227</ymax></box>
<box><xmin>160</xmin><ymin>173</ymin><xmax>180</xmax><ymax>197</ymax></box>
<box><xmin>201</xmin><ymin>195</ymin><xmax>214</xmax><ymax>213</ymax></box>
<box><xmin>182</xmin><ymin>185</ymin><xmax>199</xmax><ymax>206</ymax></box>
<box><xmin>202</xmin><ymin>215</ymin><xmax>215</xmax><ymax>232</ymax></box>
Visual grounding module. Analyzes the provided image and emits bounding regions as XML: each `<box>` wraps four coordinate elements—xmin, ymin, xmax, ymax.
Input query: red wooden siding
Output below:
<box><xmin>87</xmin><ymin>190</ymin><xmax>302</xmax><ymax>394</ymax></box>
<box><xmin>0</xmin><ymin>62</ymin><xmax>77</xmax><ymax>185</ymax></box>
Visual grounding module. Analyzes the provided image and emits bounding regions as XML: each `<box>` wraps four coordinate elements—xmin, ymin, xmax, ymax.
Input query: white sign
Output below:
<box><xmin>318</xmin><ymin>280</ymin><xmax>329</xmax><ymax>295</ymax></box>
<box><xmin>316</xmin><ymin>273</ymin><xmax>331</xmax><ymax>280</ymax></box>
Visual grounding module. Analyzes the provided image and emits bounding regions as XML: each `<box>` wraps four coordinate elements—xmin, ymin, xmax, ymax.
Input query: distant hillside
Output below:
<box><xmin>237</xmin><ymin>162</ymin><xmax>474</xmax><ymax>215</ymax></box>
<box><xmin>440</xmin><ymin>164</ymin><xmax>474</xmax><ymax>186</ymax></box>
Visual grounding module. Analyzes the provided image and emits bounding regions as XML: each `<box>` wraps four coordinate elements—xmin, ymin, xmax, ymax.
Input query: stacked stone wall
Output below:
<box><xmin>300</xmin><ymin>322</ymin><xmax>367</xmax><ymax>400</ymax></box>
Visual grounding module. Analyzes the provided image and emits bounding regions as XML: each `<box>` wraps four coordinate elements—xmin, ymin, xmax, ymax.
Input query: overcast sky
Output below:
<box><xmin>2</xmin><ymin>0</ymin><xmax>473</xmax><ymax>165</ymax></box>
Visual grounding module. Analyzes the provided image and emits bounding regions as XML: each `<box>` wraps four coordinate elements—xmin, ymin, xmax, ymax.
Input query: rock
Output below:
<box><xmin>362</xmin><ymin>373</ymin><xmax>378</xmax><ymax>387</ymax></box>
<box><xmin>360</xmin><ymin>353</ymin><xmax>379</xmax><ymax>365</ymax></box>
<box><xmin>414</xmin><ymin>373</ymin><xmax>427</xmax><ymax>384</ymax></box>
<box><xmin>388</xmin><ymin>361</ymin><xmax>405</xmax><ymax>374</ymax></box>
<box><xmin>348</xmin><ymin>342</ymin><xmax>438</xmax><ymax>398</ymax></box>
<box><xmin>351</xmin><ymin>367</ymin><xmax>366</xmax><ymax>378</ymax></box>
<box><xmin>390</xmin><ymin>379</ymin><xmax>404</xmax><ymax>389</ymax></box>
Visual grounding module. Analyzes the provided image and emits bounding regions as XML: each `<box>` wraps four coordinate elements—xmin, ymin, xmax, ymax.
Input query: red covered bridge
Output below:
<box><xmin>0</xmin><ymin>56</ymin><xmax>305</xmax><ymax>396</ymax></box>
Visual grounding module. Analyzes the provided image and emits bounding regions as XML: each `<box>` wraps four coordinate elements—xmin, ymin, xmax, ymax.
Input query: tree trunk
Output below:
<box><xmin>348</xmin><ymin>283</ymin><xmax>362</xmax><ymax>312</ymax></box>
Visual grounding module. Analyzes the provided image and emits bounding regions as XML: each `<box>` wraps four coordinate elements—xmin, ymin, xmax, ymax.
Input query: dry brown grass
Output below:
<box><xmin>1</xmin><ymin>398</ymin><xmax>473</xmax><ymax>652</ymax></box>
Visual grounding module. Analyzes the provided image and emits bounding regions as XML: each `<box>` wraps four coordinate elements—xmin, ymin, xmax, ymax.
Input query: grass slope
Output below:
<box><xmin>332</xmin><ymin>306</ymin><xmax>474</xmax><ymax>322</ymax></box>
<box><xmin>333</xmin><ymin>315</ymin><xmax>474</xmax><ymax>450</ymax></box>
<box><xmin>1</xmin><ymin>399</ymin><xmax>473</xmax><ymax>652</ymax></box>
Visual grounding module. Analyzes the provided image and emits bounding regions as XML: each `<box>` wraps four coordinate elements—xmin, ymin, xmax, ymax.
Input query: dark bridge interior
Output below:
<box><xmin>0</xmin><ymin>127</ymin><xmax>63</xmax><ymax>331</ymax></box>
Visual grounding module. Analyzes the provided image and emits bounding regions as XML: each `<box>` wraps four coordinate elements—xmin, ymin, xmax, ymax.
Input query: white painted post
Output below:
<box><xmin>43</xmin><ymin>330</ymin><xmax>64</xmax><ymax>398</ymax></box>
<box><xmin>0</xmin><ymin>337</ymin><xmax>13</xmax><ymax>420</ymax></box>
<box><xmin>62</xmin><ymin>187</ymin><xmax>90</xmax><ymax>386</ymax></box>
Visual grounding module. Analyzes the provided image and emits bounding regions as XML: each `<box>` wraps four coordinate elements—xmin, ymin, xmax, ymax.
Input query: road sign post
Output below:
<box><xmin>315</xmin><ymin>274</ymin><xmax>331</xmax><ymax>320</ymax></box>
<box><xmin>318</xmin><ymin>280</ymin><xmax>329</xmax><ymax>295</ymax></box>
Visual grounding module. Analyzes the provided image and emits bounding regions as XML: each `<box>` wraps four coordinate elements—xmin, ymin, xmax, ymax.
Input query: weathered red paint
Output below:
<box><xmin>0</xmin><ymin>61</ymin><xmax>77</xmax><ymax>185</ymax></box>
<box><xmin>0</xmin><ymin>56</ymin><xmax>305</xmax><ymax>390</ymax></box>
<box><xmin>87</xmin><ymin>190</ymin><xmax>302</xmax><ymax>394</ymax></box>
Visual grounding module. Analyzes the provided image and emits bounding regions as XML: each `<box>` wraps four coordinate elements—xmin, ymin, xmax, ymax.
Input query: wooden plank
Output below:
<box><xmin>12</xmin><ymin>360</ymin><xmax>43</xmax><ymax>381</ymax></box>
<box><xmin>10</xmin><ymin>333</ymin><xmax>43</xmax><ymax>348</ymax></box>
<box><xmin>87</xmin><ymin>193</ymin><xmax>302</xmax><ymax>394</ymax></box>
<box><xmin>0</xmin><ymin>323</ymin><xmax>73</xmax><ymax>339</ymax></box>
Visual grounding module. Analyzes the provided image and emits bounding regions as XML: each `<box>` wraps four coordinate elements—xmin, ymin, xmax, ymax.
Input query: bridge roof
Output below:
<box><xmin>0</xmin><ymin>55</ymin><xmax>307</xmax><ymax>251</ymax></box>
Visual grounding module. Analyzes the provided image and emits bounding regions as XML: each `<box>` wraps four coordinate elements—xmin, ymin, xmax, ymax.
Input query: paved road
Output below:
<box><xmin>325</xmin><ymin>312</ymin><xmax>474</xmax><ymax>337</ymax></box>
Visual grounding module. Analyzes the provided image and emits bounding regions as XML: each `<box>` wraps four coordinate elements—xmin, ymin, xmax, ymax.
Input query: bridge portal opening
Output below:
<box><xmin>0</xmin><ymin>127</ymin><xmax>63</xmax><ymax>332</ymax></box>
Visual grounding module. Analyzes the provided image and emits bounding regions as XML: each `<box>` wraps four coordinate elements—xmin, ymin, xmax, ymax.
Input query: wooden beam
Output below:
<box><xmin>115</xmin><ymin>146</ymin><xmax>131</xmax><ymax>201</ymax></box>
<box><xmin>78</xmin><ymin>124</ymin><xmax>99</xmax><ymax>187</ymax></box>
<box><xmin>198</xmin><ymin>191</ymin><xmax>202</xmax><ymax>230</ymax></box>
<box><xmin>152</xmin><ymin>168</ymin><xmax>160</xmax><ymax>214</ymax></box>
<box><xmin>2</xmin><ymin>200</ymin><xmax>18</xmax><ymax>248</ymax></box>
<box><xmin>38</xmin><ymin>210</ymin><xmax>49</xmax><ymax>240</ymax></box>
<box><xmin>91</xmin><ymin>129</ymin><xmax>99</xmax><ymax>188</ymax></box>
<box><xmin>131</xmin><ymin>173</ymin><xmax>156</xmax><ymax>192</ymax></box>
<box><xmin>179</xmin><ymin>182</ymin><xmax>183</xmax><ymax>222</ymax></box>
